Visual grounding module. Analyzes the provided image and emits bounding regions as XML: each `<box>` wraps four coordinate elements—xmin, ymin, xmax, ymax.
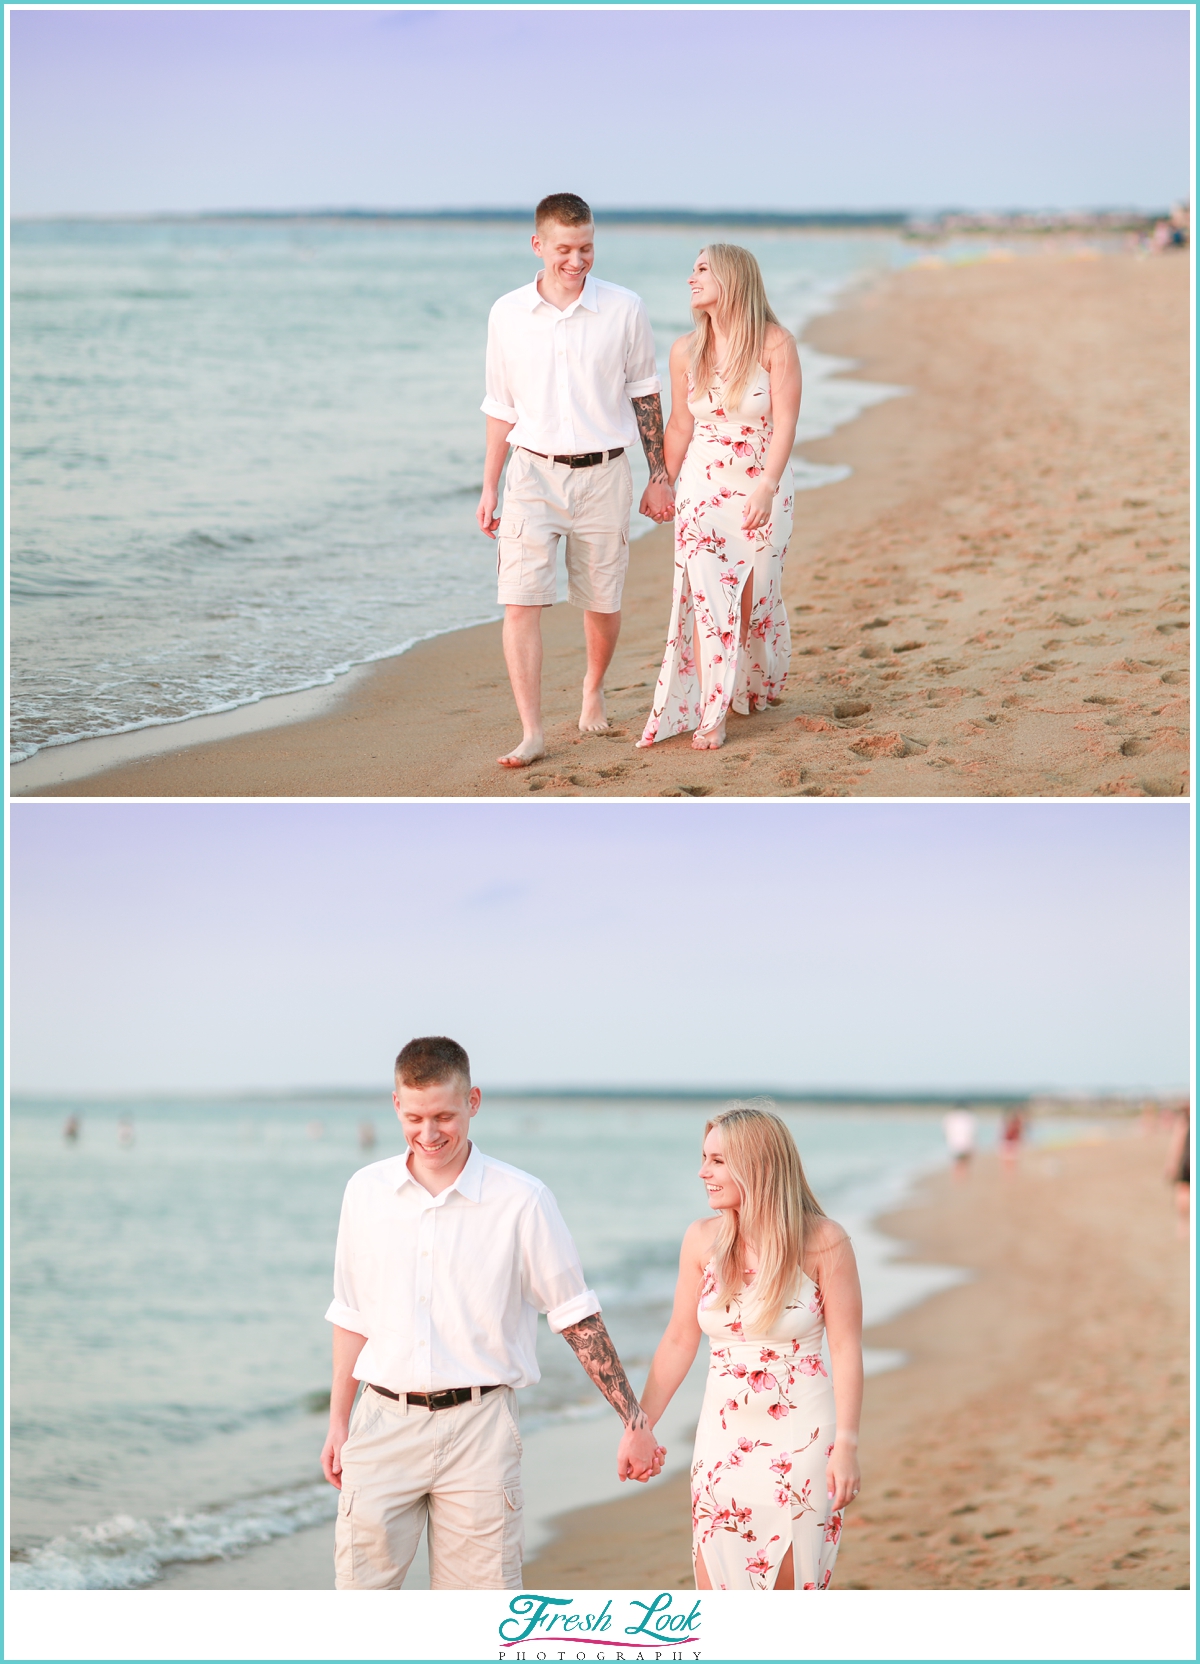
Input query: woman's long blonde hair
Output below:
<box><xmin>689</xmin><ymin>244</ymin><xmax>784</xmax><ymax>411</ymax></box>
<box><xmin>706</xmin><ymin>1102</ymin><xmax>827</xmax><ymax>1334</ymax></box>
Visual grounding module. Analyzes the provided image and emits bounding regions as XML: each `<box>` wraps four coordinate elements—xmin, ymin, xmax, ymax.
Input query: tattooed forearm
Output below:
<box><xmin>631</xmin><ymin>394</ymin><xmax>668</xmax><ymax>484</ymax></box>
<box><xmin>561</xmin><ymin>1314</ymin><xmax>650</xmax><ymax>1431</ymax></box>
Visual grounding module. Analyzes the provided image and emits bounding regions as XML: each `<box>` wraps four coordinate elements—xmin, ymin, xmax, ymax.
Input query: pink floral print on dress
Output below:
<box><xmin>690</xmin><ymin>1264</ymin><xmax>842</xmax><ymax>1591</ymax></box>
<box><xmin>640</xmin><ymin>366</ymin><xmax>794</xmax><ymax>745</ymax></box>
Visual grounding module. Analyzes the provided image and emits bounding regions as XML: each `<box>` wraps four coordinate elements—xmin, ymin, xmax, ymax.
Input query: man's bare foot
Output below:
<box><xmin>579</xmin><ymin>688</ymin><xmax>609</xmax><ymax>733</ymax></box>
<box><xmin>692</xmin><ymin>720</ymin><xmax>726</xmax><ymax>750</ymax></box>
<box><xmin>498</xmin><ymin>736</ymin><xmax>546</xmax><ymax>768</ymax></box>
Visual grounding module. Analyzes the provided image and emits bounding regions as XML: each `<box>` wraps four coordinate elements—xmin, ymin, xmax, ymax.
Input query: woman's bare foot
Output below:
<box><xmin>498</xmin><ymin>735</ymin><xmax>545</xmax><ymax>768</ymax></box>
<box><xmin>579</xmin><ymin>687</ymin><xmax>608</xmax><ymax>733</ymax></box>
<box><xmin>692</xmin><ymin>720</ymin><xmax>725</xmax><ymax>750</ymax></box>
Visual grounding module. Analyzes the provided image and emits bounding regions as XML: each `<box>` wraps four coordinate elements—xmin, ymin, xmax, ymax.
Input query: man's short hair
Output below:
<box><xmin>394</xmin><ymin>1036</ymin><xmax>471</xmax><ymax>1091</ymax></box>
<box><xmin>535</xmin><ymin>192</ymin><xmax>593</xmax><ymax>233</ymax></box>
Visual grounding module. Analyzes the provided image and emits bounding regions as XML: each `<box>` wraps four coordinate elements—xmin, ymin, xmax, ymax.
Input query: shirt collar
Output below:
<box><xmin>530</xmin><ymin>271</ymin><xmax>599</xmax><ymax>316</ymax></box>
<box><xmin>396</xmin><ymin>1141</ymin><xmax>483</xmax><ymax>1204</ymax></box>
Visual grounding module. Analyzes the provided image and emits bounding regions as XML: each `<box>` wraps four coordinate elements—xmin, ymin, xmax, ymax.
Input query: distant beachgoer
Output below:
<box><xmin>63</xmin><ymin>1114</ymin><xmax>80</xmax><ymax>1143</ymax></box>
<box><xmin>999</xmin><ymin>1110</ymin><xmax>1024</xmax><ymax>1169</ymax></box>
<box><xmin>1164</xmin><ymin>1103</ymin><xmax>1189</xmax><ymax>1240</ymax></box>
<box><xmin>478</xmin><ymin>192</ymin><xmax>674</xmax><ymax>768</ymax></box>
<box><xmin>116</xmin><ymin>1115</ymin><xmax>134</xmax><ymax>1147</ymax></box>
<box><xmin>307</xmin><ymin>1120</ymin><xmax>324</xmax><ymax>1140</ymax></box>
<box><xmin>321</xmin><ymin>1036</ymin><xmax>662</xmax><ymax>1589</ymax></box>
<box><xmin>943</xmin><ymin>1108</ymin><xmax>976</xmax><ymax>1178</ymax></box>
<box><xmin>625</xmin><ymin>1104</ymin><xmax>862</xmax><ymax>1590</ymax></box>
<box><xmin>637</xmin><ymin>246</ymin><xmax>800</xmax><ymax>751</ymax></box>
<box><xmin>358</xmin><ymin>1119</ymin><xmax>376</xmax><ymax>1151</ymax></box>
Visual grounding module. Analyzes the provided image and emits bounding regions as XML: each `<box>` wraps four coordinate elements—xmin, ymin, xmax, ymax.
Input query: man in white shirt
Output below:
<box><xmin>477</xmin><ymin>192</ymin><xmax>674</xmax><ymax>768</ymax></box>
<box><xmin>321</xmin><ymin>1035</ymin><xmax>664</xmax><ymax>1590</ymax></box>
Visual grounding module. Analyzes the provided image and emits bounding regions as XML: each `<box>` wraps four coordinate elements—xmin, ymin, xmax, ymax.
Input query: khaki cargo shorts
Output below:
<box><xmin>496</xmin><ymin>447</ymin><xmax>633</xmax><ymax>613</ymax></box>
<box><xmin>334</xmin><ymin>1384</ymin><xmax>524</xmax><ymax>1590</ymax></box>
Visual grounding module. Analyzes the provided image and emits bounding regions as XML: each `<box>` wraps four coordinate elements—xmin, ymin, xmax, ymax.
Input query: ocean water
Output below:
<box><xmin>9</xmin><ymin>221</ymin><xmax>908</xmax><ymax>762</ymax></box>
<box><xmin>8</xmin><ymin>1092</ymin><xmax>1085</xmax><ymax>1591</ymax></box>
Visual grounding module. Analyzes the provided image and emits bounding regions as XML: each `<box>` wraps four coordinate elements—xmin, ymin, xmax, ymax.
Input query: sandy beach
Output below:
<box><xmin>17</xmin><ymin>244</ymin><xmax>1188</xmax><ymax>801</ymax></box>
<box><xmin>522</xmin><ymin>1126</ymin><xmax>1190</xmax><ymax>1590</ymax></box>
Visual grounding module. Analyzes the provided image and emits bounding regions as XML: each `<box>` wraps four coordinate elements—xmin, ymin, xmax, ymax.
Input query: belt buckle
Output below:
<box><xmin>427</xmin><ymin>1388</ymin><xmax>458</xmax><ymax>1412</ymax></box>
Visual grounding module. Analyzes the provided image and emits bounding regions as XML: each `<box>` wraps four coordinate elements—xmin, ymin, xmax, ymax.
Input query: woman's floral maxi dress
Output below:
<box><xmin>692</xmin><ymin>1266</ymin><xmax>842</xmax><ymax>1590</ymax></box>
<box><xmin>639</xmin><ymin>366</ymin><xmax>793</xmax><ymax>744</ymax></box>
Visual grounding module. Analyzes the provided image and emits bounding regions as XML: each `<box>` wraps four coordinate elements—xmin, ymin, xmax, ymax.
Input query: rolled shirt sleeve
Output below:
<box><xmin>481</xmin><ymin>302</ymin><xmax>520</xmax><ymax>423</ymax></box>
<box><xmin>624</xmin><ymin>298</ymin><xmax>662</xmax><ymax>399</ymax></box>
<box><xmin>521</xmin><ymin>1185</ymin><xmax>602</xmax><ymax>1334</ymax></box>
<box><xmin>324</xmin><ymin>1186</ymin><xmax>370</xmax><ymax>1337</ymax></box>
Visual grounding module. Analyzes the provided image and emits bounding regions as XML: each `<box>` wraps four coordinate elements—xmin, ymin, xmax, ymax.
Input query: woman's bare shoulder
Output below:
<box><xmin>683</xmin><ymin>1215</ymin><xmax>719</xmax><ymax>1261</ymax></box>
<box><xmin>806</xmin><ymin>1215</ymin><xmax>851</xmax><ymax>1254</ymax></box>
<box><xmin>670</xmin><ymin>332</ymin><xmax>696</xmax><ymax>364</ymax></box>
<box><xmin>764</xmin><ymin>323</ymin><xmax>798</xmax><ymax>358</ymax></box>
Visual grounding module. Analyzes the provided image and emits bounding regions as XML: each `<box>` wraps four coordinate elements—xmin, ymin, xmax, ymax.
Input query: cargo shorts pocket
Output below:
<box><xmin>333</xmin><ymin>1487</ymin><xmax>356</xmax><ymax>1587</ymax></box>
<box><xmin>502</xmin><ymin>1484</ymin><xmax>524</xmax><ymax>1587</ymax></box>
<box><xmin>496</xmin><ymin>516</ymin><xmax>523</xmax><ymax>578</ymax></box>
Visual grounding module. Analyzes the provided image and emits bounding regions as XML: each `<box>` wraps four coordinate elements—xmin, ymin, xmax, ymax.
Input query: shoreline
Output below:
<box><xmin>9</xmin><ymin>266</ymin><xmax>889</xmax><ymax>799</ymax></box>
<box><xmin>16</xmin><ymin>246</ymin><xmax>1190</xmax><ymax>799</ymax></box>
<box><xmin>521</xmin><ymin>1126</ymin><xmax>1190</xmax><ymax>1590</ymax></box>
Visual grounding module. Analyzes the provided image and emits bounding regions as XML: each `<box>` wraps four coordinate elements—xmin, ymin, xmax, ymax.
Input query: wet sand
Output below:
<box><xmin>521</xmin><ymin>1127</ymin><xmax>1191</xmax><ymax>1590</ymax></box>
<box><xmin>21</xmin><ymin>245</ymin><xmax>1189</xmax><ymax>800</ymax></box>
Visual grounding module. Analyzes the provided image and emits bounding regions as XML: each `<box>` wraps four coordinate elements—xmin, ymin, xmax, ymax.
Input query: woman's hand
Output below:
<box><xmin>618</xmin><ymin>1424</ymin><xmax>667</xmax><ymax>1482</ymax></box>
<box><xmin>741</xmin><ymin>480</ymin><xmax>776</xmax><ymax>533</ymax></box>
<box><xmin>826</xmin><ymin>1435</ymin><xmax>860</xmax><ymax>1512</ymax></box>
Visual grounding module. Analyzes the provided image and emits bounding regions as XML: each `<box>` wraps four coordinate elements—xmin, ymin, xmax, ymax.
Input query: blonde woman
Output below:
<box><xmin>637</xmin><ymin>248</ymin><xmax>801</xmax><ymax>750</ymax></box>
<box><xmin>618</xmin><ymin>1105</ymin><xmax>862</xmax><ymax>1590</ymax></box>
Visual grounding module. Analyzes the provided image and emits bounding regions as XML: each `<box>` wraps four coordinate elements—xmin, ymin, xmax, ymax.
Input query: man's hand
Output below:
<box><xmin>321</xmin><ymin>1419</ymin><xmax>350</xmax><ymax>1489</ymax></box>
<box><xmin>639</xmin><ymin>479</ymin><xmax>675</xmax><ymax>523</ymax></box>
<box><xmin>618</xmin><ymin>1423</ymin><xmax>666</xmax><ymax>1483</ymax></box>
<box><xmin>477</xmin><ymin>485</ymin><xmax>501</xmax><ymax>539</ymax></box>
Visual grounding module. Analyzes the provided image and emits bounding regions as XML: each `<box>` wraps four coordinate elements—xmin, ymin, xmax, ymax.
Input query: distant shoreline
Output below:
<box><xmin>11</xmin><ymin>1090</ymin><xmax>1167</xmax><ymax>1114</ymax></box>
<box><xmin>12</xmin><ymin>206</ymin><xmax>1170</xmax><ymax>235</ymax></box>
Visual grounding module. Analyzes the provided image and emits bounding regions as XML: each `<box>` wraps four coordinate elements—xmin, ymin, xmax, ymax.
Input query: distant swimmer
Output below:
<box><xmin>1164</xmin><ymin>1102</ymin><xmax>1189</xmax><ymax>1240</ymax></box>
<box><xmin>999</xmin><ymin>1110</ymin><xmax>1025</xmax><ymax>1170</ymax></box>
<box><xmin>942</xmin><ymin>1107</ymin><xmax>976</xmax><ymax>1180</ymax></box>
<box><xmin>117</xmin><ymin>1115</ymin><xmax>134</xmax><ymax>1147</ymax></box>
<box><xmin>63</xmin><ymin>1114</ymin><xmax>80</xmax><ymax>1143</ymax></box>
<box><xmin>358</xmin><ymin>1120</ymin><xmax>376</xmax><ymax>1151</ymax></box>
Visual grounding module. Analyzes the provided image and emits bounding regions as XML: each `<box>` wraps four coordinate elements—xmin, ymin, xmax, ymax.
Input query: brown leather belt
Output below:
<box><xmin>521</xmin><ymin>448</ymin><xmax>623</xmax><ymax>468</ymax></box>
<box><xmin>369</xmin><ymin>1382</ymin><xmax>501</xmax><ymax>1411</ymax></box>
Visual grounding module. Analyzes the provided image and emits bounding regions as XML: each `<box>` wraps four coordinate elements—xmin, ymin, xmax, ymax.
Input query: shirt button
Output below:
<box><xmin>422</xmin><ymin>1251</ymin><xmax>428</xmax><ymax>1258</ymax></box>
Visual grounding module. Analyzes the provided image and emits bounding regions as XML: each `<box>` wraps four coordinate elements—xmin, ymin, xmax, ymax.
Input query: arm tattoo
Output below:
<box><xmin>631</xmin><ymin>394</ymin><xmax>668</xmax><ymax>484</ymax></box>
<box><xmin>561</xmin><ymin>1314</ymin><xmax>650</xmax><ymax>1432</ymax></box>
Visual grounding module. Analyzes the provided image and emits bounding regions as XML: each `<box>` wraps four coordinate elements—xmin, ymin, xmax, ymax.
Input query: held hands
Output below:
<box><xmin>617</xmin><ymin>1423</ymin><xmax>667</xmax><ymax>1483</ymax></box>
<box><xmin>741</xmin><ymin>480</ymin><xmax>776</xmax><ymax>534</ymax></box>
<box><xmin>640</xmin><ymin>479</ymin><xmax>675</xmax><ymax>524</ymax></box>
<box><xmin>825</xmin><ymin>1435</ymin><xmax>860</xmax><ymax>1513</ymax></box>
<box><xmin>477</xmin><ymin>486</ymin><xmax>501</xmax><ymax>539</ymax></box>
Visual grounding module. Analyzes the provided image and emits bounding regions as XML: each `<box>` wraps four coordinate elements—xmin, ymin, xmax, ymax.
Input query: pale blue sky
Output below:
<box><xmin>9</xmin><ymin>802</ymin><xmax>1191</xmax><ymax>1096</ymax></box>
<box><xmin>9</xmin><ymin>8</ymin><xmax>1192</xmax><ymax>217</ymax></box>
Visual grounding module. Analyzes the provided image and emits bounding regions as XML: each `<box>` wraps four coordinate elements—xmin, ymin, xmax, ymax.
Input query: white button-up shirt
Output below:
<box><xmin>324</xmin><ymin>1143</ymin><xmax>601</xmax><ymax>1393</ymax></box>
<box><xmin>481</xmin><ymin>271</ymin><xmax>661</xmax><ymax>456</ymax></box>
